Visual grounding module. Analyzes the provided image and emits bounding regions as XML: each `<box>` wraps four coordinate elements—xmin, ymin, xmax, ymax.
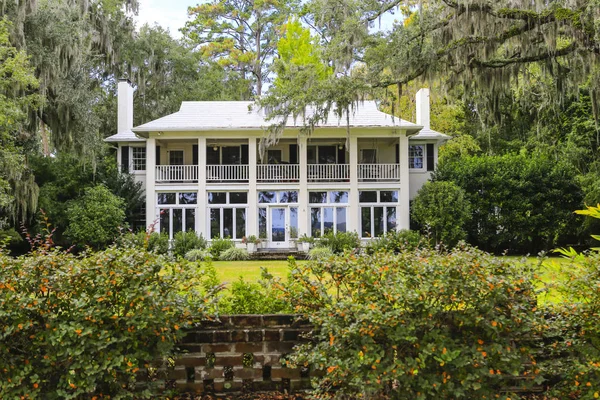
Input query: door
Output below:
<box><xmin>269</xmin><ymin>207</ymin><xmax>287</xmax><ymax>248</ymax></box>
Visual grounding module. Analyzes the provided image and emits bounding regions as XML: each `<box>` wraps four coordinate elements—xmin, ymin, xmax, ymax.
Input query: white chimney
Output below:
<box><xmin>415</xmin><ymin>88</ymin><xmax>430</xmax><ymax>130</ymax></box>
<box><xmin>117</xmin><ymin>79</ymin><xmax>134</xmax><ymax>133</ymax></box>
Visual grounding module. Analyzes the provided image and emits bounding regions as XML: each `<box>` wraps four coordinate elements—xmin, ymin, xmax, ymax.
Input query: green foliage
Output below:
<box><xmin>0</xmin><ymin>231</ymin><xmax>217</xmax><ymax>399</ymax></box>
<box><xmin>173</xmin><ymin>231</ymin><xmax>207</xmax><ymax>258</ymax></box>
<box><xmin>219</xmin><ymin>247</ymin><xmax>250</xmax><ymax>261</ymax></box>
<box><xmin>184</xmin><ymin>248</ymin><xmax>210</xmax><ymax>262</ymax></box>
<box><xmin>209</xmin><ymin>237</ymin><xmax>234</xmax><ymax>258</ymax></box>
<box><xmin>412</xmin><ymin>181</ymin><xmax>471</xmax><ymax>248</ymax></box>
<box><xmin>275</xmin><ymin>247</ymin><xmax>544</xmax><ymax>399</ymax></box>
<box><xmin>308</xmin><ymin>246</ymin><xmax>334</xmax><ymax>261</ymax></box>
<box><xmin>365</xmin><ymin>229</ymin><xmax>423</xmax><ymax>254</ymax></box>
<box><xmin>65</xmin><ymin>185</ymin><xmax>126</xmax><ymax>249</ymax></box>
<box><xmin>318</xmin><ymin>231</ymin><xmax>360</xmax><ymax>254</ymax></box>
<box><xmin>219</xmin><ymin>274</ymin><xmax>291</xmax><ymax>314</ymax></box>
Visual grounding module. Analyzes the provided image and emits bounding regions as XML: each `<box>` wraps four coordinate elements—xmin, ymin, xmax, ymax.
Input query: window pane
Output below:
<box><xmin>173</xmin><ymin>209</ymin><xmax>183</xmax><ymax>235</ymax></box>
<box><xmin>169</xmin><ymin>150</ymin><xmax>184</xmax><ymax>166</ymax></box>
<box><xmin>307</xmin><ymin>146</ymin><xmax>317</xmax><ymax>164</ymax></box>
<box><xmin>323</xmin><ymin>207</ymin><xmax>334</xmax><ymax>235</ymax></box>
<box><xmin>336</xmin><ymin>208</ymin><xmax>347</xmax><ymax>233</ymax></box>
<box><xmin>380</xmin><ymin>191</ymin><xmax>398</xmax><ymax>203</ymax></box>
<box><xmin>318</xmin><ymin>146</ymin><xmax>336</xmax><ymax>164</ymax></box>
<box><xmin>160</xmin><ymin>209</ymin><xmax>170</xmax><ymax>235</ymax></box>
<box><xmin>330</xmin><ymin>191</ymin><xmax>348</xmax><ymax>203</ymax></box>
<box><xmin>279</xmin><ymin>191</ymin><xmax>298</xmax><ymax>203</ymax></box>
<box><xmin>208</xmin><ymin>192</ymin><xmax>226</xmax><ymax>204</ymax></box>
<box><xmin>179</xmin><ymin>192</ymin><xmax>197</xmax><ymax>204</ymax></box>
<box><xmin>311</xmin><ymin>208</ymin><xmax>322</xmax><ymax>237</ymax></box>
<box><xmin>374</xmin><ymin>207</ymin><xmax>384</xmax><ymax>237</ymax></box>
<box><xmin>271</xmin><ymin>208</ymin><xmax>286</xmax><ymax>242</ymax></box>
<box><xmin>258</xmin><ymin>191</ymin><xmax>276</xmax><ymax>203</ymax></box>
<box><xmin>409</xmin><ymin>145</ymin><xmax>424</xmax><ymax>169</ymax></box>
<box><xmin>236</xmin><ymin>209</ymin><xmax>246</xmax><ymax>239</ymax></box>
<box><xmin>132</xmin><ymin>147</ymin><xmax>146</xmax><ymax>171</ymax></box>
<box><xmin>158</xmin><ymin>193</ymin><xmax>176</xmax><ymax>205</ymax></box>
<box><xmin>210</xmin><ymin>209</ymin><xmax>220</xmax><ymax>238</ymax></box>
<box><xmin>222</xmin><ymin>146</ymin><xmax>240</xmax><ymax>164</ymax></box>
<box><xmin>185</xmin><ymin>208</ymin><xmax>196</xmax><ymax>232</ymax></box>
<box><xmin>289</xmin><ymin>208</ymin><xmax>298</xmax><ymax>238</ymax></box>
<box><xmin>359</xmin><ymin>191</ymin><xmax>377</xmax><ymax>203</ymax></box>
<box><xmin>223</xmin><ymin>208</ymin><xmax>233</xmax><ymax>238</ymax></box>
<box><xmin>230</xmin><ymin>192</ymin><xmax>248</xmax><ymax>204</ymax></box>
<box><xmin>361</xmin><ymin>207</ymin><xmax>371</xmax><ymax>238</ymax></box>
<box><xmin>386</xmin><ymin>207</ymin><xmax>397</xmax><ymax>232</ymax></box>
<box><xmin>258</xmin><ymin>208</ymin><xmax>267</xmax><ymax>239</ymax></box>
<box><xmin>309</xmin><ymin>192</ymin><xmax>327</xmax><ymax>203</ymax></box>
<box><xmin>267</xmin><ymin>150</ymin><xmax>282</xmax><ymax>164</ymax></box>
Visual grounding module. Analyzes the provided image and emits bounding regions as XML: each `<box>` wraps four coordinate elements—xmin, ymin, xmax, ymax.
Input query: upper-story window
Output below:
<box><xmin>130</xmin><ymin>147</ymin><xmax>145</xmax><ymax>171</ymax></box>
<box><xmin>409</xmin><ymin>145</ymin><xmax>424</xmax><ymax>169</ymax></box>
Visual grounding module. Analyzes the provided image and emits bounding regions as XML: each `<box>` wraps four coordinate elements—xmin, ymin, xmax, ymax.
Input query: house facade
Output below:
<box><xmin>106</xmin><ymin>80</ymin><xmax>449</xmax><ymax>249</ymax></box>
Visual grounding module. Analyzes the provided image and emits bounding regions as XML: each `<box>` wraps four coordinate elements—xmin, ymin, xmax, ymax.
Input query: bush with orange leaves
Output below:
<box><xmin>0</xmin><ymin>228</ymin><xmax>219</xmax><ymax>399</ymax></box>
<box><xmin>273</xmin><ymin>246</ymin><xmax>546</xmax><ymax>399</ymax></box>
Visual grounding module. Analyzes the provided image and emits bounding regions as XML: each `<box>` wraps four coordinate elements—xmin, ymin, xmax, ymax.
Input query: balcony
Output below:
<box><xmin>308</xmin><ymin>164</ymin><xmax>349</xmax><ymax>182</ymax></box>
<box><xmin>258</xmin><ymin>164</ymin><xmax>299</xmax><ymax>182</ymax></box>
<box><xmin>358</xmin><ymin>164</ymin><xmax>400</xmax><ymax>182</ymax></box>
<box><xmin>206</xmin><ymin>165</ymin><xmax>249</xmax><ymax>182</ymax></box>
<box><xmin>156</xmin><ymin>165</ymin><xmax>198</xmax><ymax>183</ymax></box>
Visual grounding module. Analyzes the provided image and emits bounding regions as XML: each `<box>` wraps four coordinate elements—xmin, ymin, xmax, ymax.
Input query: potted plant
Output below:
<box><xmin>244</xmin><ymin>235</ymin><xmax>261</xmax><ymax>253</ymax></box>
<box><xmin>297</xmin><ymin>234</ymin><xmax>314</xmax><ymax>253</ymax></box>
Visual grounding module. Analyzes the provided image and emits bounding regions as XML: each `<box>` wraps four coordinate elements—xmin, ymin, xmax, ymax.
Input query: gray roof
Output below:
<box><xmin>409</xmin><ymin>128</ymin><xmax>451</xmax><ymax>141</ymax></box>
<box><xmin>130</xmin><ymin>101</ymin><xmax>423</xmax><ymax>135</ymax></box>
<box><xmin>105</xmin><ymin>129</ymin><xmax>144</xmax><ymax>143</ymax></box>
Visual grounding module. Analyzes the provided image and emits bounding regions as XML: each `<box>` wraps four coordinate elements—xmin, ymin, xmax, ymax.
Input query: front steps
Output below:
<box><xmin>251</xmin><ymin>248</ymin><xmax>307</xmax><ymax>260</ymax></box>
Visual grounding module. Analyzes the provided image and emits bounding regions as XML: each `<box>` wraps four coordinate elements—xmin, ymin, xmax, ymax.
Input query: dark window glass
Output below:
<box><xmin>160</xmin><ymin>209</ymin><xmax>170</xmax><ymax>235</ymax></box>
<box><xmin>318</xmin><ymin>146</ymin><xmax>336</xmax><ymax>164</ymax></box>
<box><xmin>330</xmin><ymin>191</ymin><xmax>348</xmax><ymax>203</ymax></box>
<box><xmin>359</xmin><ymin>191</ymin><xmax>377</xmax><ymax>203</ymax></box>
<box><xmin>210</xmin><ymin>209</ymin><xmax>220</xmax><ymax>238</ymax></box>
<box><xmin>158</xmin><ymin>193</ymin><xmax>176</xmax><ymax>205</ymax></box>
<box><xmin>230</xmin><ymin>192</ymin><xmax>248</xmax><ymax>204</ymax></box>
<box><xmin>169</xmin><ymin>150</ymin><xmax>184</xmax><ymax>166</ymax></box>
<box><xmin>207</xmin><ymin>147</ymin><xmax>219</xmax><ymax>165</ymax></box>
<box><xmin>309</xmin><ymin>192</ymin><xmax>327</xmax><ymax>203</ymax></box>
<box><xmin>336</xmin><ymin>208</ymin><xmax>347</xmax><ymax>233</ymax></box>
<box><xmin>208</xmin><ymin>192</ymin><xmax>226</xmax><ymax>204</ymax></box>
<box><xmin>173</xmin><ymin>209</ymin><xmax>183</xmax><ymax>235</ymax></box>
<box><xmin>307</xmin><ymin>146</ymin><xmax>317</xmax><ymax>164</ymax></box>
<box><xmin>374</xmin><ymin>207</ymin><xmax>384</xmax><ymax>237</ymax></box>
<box><xmin>223</xmin><ymin>208</ymin><xmax>233</xmax><ymax>238</ymax></box>
<box><xmin>186</xmin><ymin>209</ymin><xmax>196</xmax><ymax>232</ymax></box>
<box><xmin>267</xmin><ymin>150</ymin><xmax>282</xmax><ymax>164</ymax></box>
<box><xmin>361</xmin><ymin>207</ymin><xmax>371</xmax><ymax>238</ymax></box>
<box><xmin>179</xmin><ymin>192</ymin><xmax>197</xmax><ymax>204</ymax></box>
<box><xmin>289</xmin><ymin>208</ymin><xmax>298</xmax><ymax>238</ymax></box>
<box><xmin>280</xmin><ymin>191</ymin><xmax>298</xmax><ymax>203</ymax></box>
<box><xmin>236</xmin><ymin>209</ymin><xmax>246</xmax><ymax>239</ymax></box>
<box><xmin>258</xmin><ymin>208</ymin><xmax>267</xmax><ymax>239</ymax></box>
<box><xmin>380</xmin><ymin>191</ymin><xmax>398</xmax><ymax>203</ymax></box>
<box><xmin>311</xmin><ymin>208</ymin><xmax>322</xmax><ymax>237</ymax></box>
<box><xmin>258</xmin><ymin>191</ymin><xmax>276</xmax><ymax>203</ymax></box>
<box><xmin>222</xmin><ymin>146</ymin><xmax>240</xmax><ymax>164</ymax></box>
<box><xmin>386</xmin><ymin>207</ymin><xmax>397</xmax><ymax>232</ymax></box>
<box><xmin>323</xmin><ymin>207</ymin><xmax>334</xmax><ymax>234</ymax></box>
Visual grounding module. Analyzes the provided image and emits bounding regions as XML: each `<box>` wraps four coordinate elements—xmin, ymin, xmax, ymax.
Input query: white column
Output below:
<box><xmin>247</xmin><ymin>137</ymin><xmax>258</xmax><ymax>237</ymax></box>
<box><xmin>399</xmin><ymin>133</ymin><xmax>410</xmax><ymax>230</ymax></box>
<box><xmin>145</xmin><ymin>137</ymin><xmax>156</xmax><ymax>231</ymax></box>
<box><xmin>348</xmin><ymin>136</ymin><xmax>360</xmax><ymax>234</ymax></box>
<box><xmin>197</xmin><ymin>137</ymin><xmax>207</xmax><ymax>238</ymax></box>
<box><xmin>298</xmin><ymin>136</ymin><xmax>309</xmax><ymax>237</ymax></box>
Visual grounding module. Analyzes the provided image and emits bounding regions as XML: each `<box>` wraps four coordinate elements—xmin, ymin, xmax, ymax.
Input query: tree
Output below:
<box><xmin>65</xmin><ymin>185</ymin><xmax>126</xmax><ymax>248</ymax></box>
<box><xmin>183</xmin><ymin>0</ymin><xmax>299</xmax><ymax>97</ymax></box>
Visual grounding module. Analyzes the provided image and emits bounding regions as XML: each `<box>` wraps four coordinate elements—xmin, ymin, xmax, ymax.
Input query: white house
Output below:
<box><xmin>105</xmin><ymin>80</ymin><xmax>449</xmax><ymax>249</ymax></box>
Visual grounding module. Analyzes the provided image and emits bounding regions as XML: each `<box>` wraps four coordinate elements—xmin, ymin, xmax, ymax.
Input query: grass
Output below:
<box><xmin>212</xmin><ymin>259</ymin><xmax>303</xmax><ymax>283</ymax></box>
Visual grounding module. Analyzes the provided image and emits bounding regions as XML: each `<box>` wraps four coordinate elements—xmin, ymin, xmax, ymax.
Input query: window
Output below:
<box><xmin>308</xmin><ymin>145</ymin><xmax>338</xmax><ymax>164</ymax></box>
<box><xmin>409</xmin><ymin>145</ymin><xmax>424</xmax><ymax>169</ymax></box>
<box><xmin>267</xmin><ymin>150</ymin><xmax>282</xmax><ymax>164</ymax></box>
<box><xmin>169</xmin><ymin>150</ymin><xmax>184</xmax><ymax>166</ymax></box>
<box><xmin>258</xmin><ymin>191</ymin><xmax>298</xmax><ymax>204</ymax></box>
<box><xmin>132</xmin><ymin>147</ymin><xmax>146</xmax><ymax>171</ymax></box>
<box><xmin>359</xmin><ymin>190</ymin><xmax>398</xmax><ymax>238</ymax></box>
<box><xmin>207</xmin><ymin>192</ymin><xmax>247</xmax><ymax>240</ymax></box>
<box><xmin>309</xmin><ymin>191</ymin><xmax>349</xmax><ymax>236</ymax></box>
<box><xmin>157</xmin><ymin>191</ymin><xmax>197</xmax><ymax>240</ymax></box>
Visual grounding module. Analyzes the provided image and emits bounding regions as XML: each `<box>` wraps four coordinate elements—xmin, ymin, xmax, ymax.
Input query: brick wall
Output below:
<box><xmin>164</xmin><ymin>314</ymin><xmax>313</xmax><ymax>396</ymax></box>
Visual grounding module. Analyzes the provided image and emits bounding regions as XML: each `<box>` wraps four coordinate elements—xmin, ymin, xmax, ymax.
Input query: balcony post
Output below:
<box><xmin>298</xmin><ymin>136</ymin><xmax>308</xmax><ymax>237</ymax></box>
<box><xmin>197</xmin><ymin>137</ymin><xmax>207</xmax><ymax>238</ymax></box>
<box><xmin>247</xmin><ymin>137</ymin><xmax>258</xmax><ymax>237</ymax></box>
<box><xmin>398</xmin><ymin>133</ymin><xmax>410</xmax><ymax>230</ymax></box>
<box><xmin>348</xmin><ymin>136</ymin><xmax>359</xmax><ymax>234</ymax></box>
<box><xmin>145</xmin><ymin>137</ymin><xmax>156</xmax><ymax>231</ymax></box>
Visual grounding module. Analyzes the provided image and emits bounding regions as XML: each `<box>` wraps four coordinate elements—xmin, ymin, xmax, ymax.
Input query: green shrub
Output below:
<box><xmin>308</xmin><ymin>246</ymin><xmax>334</xmax><ymax>260</ymax></box>
<box><xmin>0</xmin><ymin>232</ymin><xmax>217</xmax><ymax>399</ymax></box>
<box><xmin>119</xmin><ymin>231</ymin><xmax>169</xmax><ymax>255</ymax></box>
<box><xmin>173</xmin><ymin>231</ymin><xmax>207</xmax><ymax>258</ymax></box>
<box><xmin>277</xmin><ymin>247</ymin><xmax>545</xmax><ymax>399</ymax></box>
<box><xmin>219</xmin><ymin>275</ymin><xmax>291</xmax><ymax>314</ymax></box>
<box><xmin>184</xmin><ymin>248</ymin><xmax>210</xmax><ymax>261</ymax></box>
<box><xmin>365</xmin><ymin>229</ymin><xmax>423</xmax><ymax>254</ymax></box>
<box><xmin>209</xmin><ymin>237</ymin><xmax>234</xmax><ymax>258</ymax></box>
<box><xmin>219</xmin><ymin>247</ymin><xmax>250</xmax><ymax>261</ymax></box>
<box><xmin>319</xmin><ymin>231</ymin><xmax>360</xmax><ymax>254</ymax></box>
<box><xmin>412</xmin><ymin>181</ymin><xmax>471</xmax><ymax>248</ymax></box>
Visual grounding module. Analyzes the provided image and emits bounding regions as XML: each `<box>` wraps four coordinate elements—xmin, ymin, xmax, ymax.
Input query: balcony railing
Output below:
<box><xmin>257</xmin><ymin>164</ymin><xmax>299</xmax><ymax>182</ymax></box>
<box><xmin>358</xmin><ymin>164</ymin><xmax>400</xmax><ymax>182</ymax></box>
<box><xmin>308</xmin><ymin>164</ymin><xmax>350</xmax><ymax>182</ymax></box>
<box><xmin>206</xmin><ymin>165</ymin><xmax>249</xmax><ymax>182</ymax></box>
<box><xmin>156</xmin><ymin>165</ymin><xmax>198</xmax><ymax>183</ymax></box>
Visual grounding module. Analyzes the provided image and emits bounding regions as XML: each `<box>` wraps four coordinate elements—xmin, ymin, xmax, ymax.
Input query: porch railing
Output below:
<box><xmin>257</xmin><ymin>164</ymin><xmax>299</xmax><ymax>182</ymax></box>
<box><xmin>308</xmin><ymin>164</ymin><xmax>350</xmax><ymax>182</ymax></box>
<box><xmin>358</xmin><ymin>163</ymin><xmax>400</xmax><ymax>182</ymax></box>
<box><xmin>155</xmin><ymin>165</ymin><xmax>198</xmax><ymax>183</ymax></box>
<box><xmin>206</xmin><ymin>165</ymin><xmax>249</xmax><ymax>182</ymax></box>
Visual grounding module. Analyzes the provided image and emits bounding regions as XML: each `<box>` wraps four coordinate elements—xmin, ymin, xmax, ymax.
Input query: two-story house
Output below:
<box><xmin>106</xmin><ymin>80</ymin><xmax>449</xmax><ymax>250</ymax></box>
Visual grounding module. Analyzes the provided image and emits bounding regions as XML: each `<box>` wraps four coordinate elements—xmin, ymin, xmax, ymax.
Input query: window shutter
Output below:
<box><xmin>426</xmin><ymin>143</ymin><xmax>435</xmax><ymax>171</ymax></box>
<box><xmin>193</xmin><ymin>144</ymin><xmax>198</xmax><ymax>165</ymax></box>
<box><xmin>337</xmin><ymin>146</ymin><xmax>346</xmax><ymax>164</ymax></box>
<box><xmin>241</xmin><ymin>144</ymin><xmax>249</xmax><ymax>164</ymax></box>
<box><xmin>121</xmin><ymin>146</ymin><xmax>129</xmax><ymax>172</ymax></box>
<box><xmin>156</xmin><ymin>146</ymin><xmax>161</xmax><ymax>166</ymax></box>
<box><xmin>289</xmin><ymin>144</ymin><xmax>298</xmax><ymax>164</ymax></box>
<box><xmin>395</xmin><ymin>144</ymin><xmax>400</xmax><ymax>164</ymax></box>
